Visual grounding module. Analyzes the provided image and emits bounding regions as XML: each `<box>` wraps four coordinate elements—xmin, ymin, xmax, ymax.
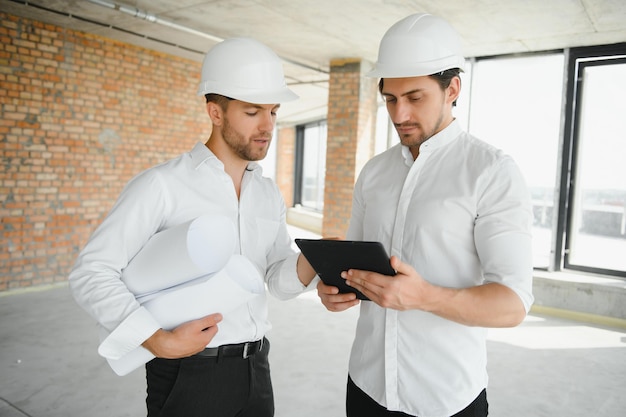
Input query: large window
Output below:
<box><xmin>374</xmin><ymin>103</ymin><xmax>399</xmax><ymax>155</ymax></box>
<box><xmin>372</xmin><ymin>44</ymin><xmax>626</xmax><ymax>278</ymax></box>
<box><xmin>294</xmin><ymin>121</ymin><xmax>327</xmax><ymax>212</ymax></box>
<box><xmin>562</xmin><ymin>48</ymin><xmax>626</xmax><ymax>276</ymax></box>
<box><xmin>279</xmin><ymin>45</ymin><xmax>626</xmax><ymax>278</ymax></box>
<box><xmin>464</xmin><ymin>53</ymin><xmax>564</xmax><ymax>270</ymax></box>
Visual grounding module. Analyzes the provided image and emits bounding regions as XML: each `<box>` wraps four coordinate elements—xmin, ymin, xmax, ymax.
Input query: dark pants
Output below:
<box><xmin>145</xmin><ymin>339</ymin><xmax>273</xmax><ymax>417</ymax></box>
<box><xmin>347</xmin><ymin>376</ymin><xmax>488</xmax><ymax>417</ymax></box>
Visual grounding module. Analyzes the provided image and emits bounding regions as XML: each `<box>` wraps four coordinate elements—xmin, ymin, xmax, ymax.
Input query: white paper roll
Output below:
<box><xmin>141</xmin><ymin>254</ymin><xmax>264</xmax><ymax>330</ymax></box>
<box><xmin>122</xmin><ymin>214</ymin><xmax>236</xmax><ymax>296</ymax></box>
<box><xmin>101</xmin><ymin>254</ymin><xmax>264</xmax><ymax>376</ymax></box>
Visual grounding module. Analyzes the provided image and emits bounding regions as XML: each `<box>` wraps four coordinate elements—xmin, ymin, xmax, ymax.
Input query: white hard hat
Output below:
<box><xmin>367</xmin><ymin>13</ymin><xmax>465</xmax><ymax>78</ymax></box>
<box><xmin>197</xmin><ymin>37</ymin><xmax>298</xmax><ymax>104</ymax></box>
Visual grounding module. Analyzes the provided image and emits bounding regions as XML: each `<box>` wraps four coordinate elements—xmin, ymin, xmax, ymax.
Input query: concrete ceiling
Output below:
<box><xmin>3</xmin><ymin>0</ymin><xmax>626</xmax><ymax>124</ymax></box>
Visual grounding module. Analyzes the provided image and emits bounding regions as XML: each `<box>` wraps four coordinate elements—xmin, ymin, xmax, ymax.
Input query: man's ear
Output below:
<box><xmin>206</xmin><ymin>102</ymin><xmax>224</xmax><ymax>126</ymax></box>
<box><xmin>447</xmin><ymin>76</ymin><xmax>461</xmax><ymax>105</ymax></box>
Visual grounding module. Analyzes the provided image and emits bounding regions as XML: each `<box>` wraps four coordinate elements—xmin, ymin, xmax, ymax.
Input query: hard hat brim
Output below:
<box><xmin>366</xmin><ymin>56</ymin><xmax>466</xmax><ymax>79</ymax></box>
<box><xmin>197</xmin><ymin>83</ymin><xmax>299</xmax><ymax>104</ymax></box>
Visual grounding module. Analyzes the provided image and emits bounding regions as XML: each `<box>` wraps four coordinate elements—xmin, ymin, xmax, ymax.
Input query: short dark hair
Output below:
<box><xmin>204</xmin><ymin>93</ymin><xmax>234</xmax><ymax>111</ymax></box>
<box><xmin>378</xmin><ymin>68</ymin><xmax>462</xmax><ymax>106</ymax></box>
<box><xmin>430</xmin><ymin>68</ymin><xmax>461</xmax><ymax>106</ymax></box>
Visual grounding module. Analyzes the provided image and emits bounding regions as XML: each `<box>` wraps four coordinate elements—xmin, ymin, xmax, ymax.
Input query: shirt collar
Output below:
<box><xmin>190</xmin><ymin>142</ymin><xmax>216</xmax><ymax>169</ymax></box>
<box><xmin>400</xmin><ymin>119</ymin><xmax>462</xmax><ymax>164</ymax></box>
<box><xmin>189</xmin><ymin>142</ymin><xmax>262</xmax><ymax>173</ymax></box>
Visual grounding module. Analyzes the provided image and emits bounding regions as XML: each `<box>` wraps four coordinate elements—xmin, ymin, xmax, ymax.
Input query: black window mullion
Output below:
<box><xmin>293</xmin><ymin>125</ymin><xmax>305</xmax><ymax>206</ymax></box>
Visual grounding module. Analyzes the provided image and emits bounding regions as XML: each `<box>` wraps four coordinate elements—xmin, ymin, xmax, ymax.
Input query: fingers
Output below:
<box><xmin>317</xmin><ymin>279</ymin><xmax>339</xmax><ymax>295</ymax></box>
<box><xmin>321</xmin><ymin>295</ymin><xmax>360</xmax><ymax>312</ymax></box>
<box><xmin>199</xmin><ymin>323</ymin><xmax>219</xmax><ymax>345</ymax></box>
<box><xmin>343</xmin><ymin>269</ymin><xmax>382</xmax><ymax>292</ymax></box>
<box><xmin>197</xmin><ymin>313</ymin><xmax>223</xmax><ymax>331</ymax></box>
<box><xmin>390</xmin><ymin>255</ymin><xmax>402</xmax><ymax>273</ymax></box>
<box><xmin>169</xmin><ymin>314</ymin><xmax>222</xmax><ymax>357</ymax></box>
<box><xmin>197</xmin><ymin>314</ymin><xmax>222</xmax><ymax>345</ymax></box>
<box><xmin>343</xmin><ymin>268</ymin><xmax>394</xmax><ymax>306</ymax></box>
<box><xmin>317</xmin><ymin>280</ymin><xmax>359</xmax><ymax>312</ymax></box>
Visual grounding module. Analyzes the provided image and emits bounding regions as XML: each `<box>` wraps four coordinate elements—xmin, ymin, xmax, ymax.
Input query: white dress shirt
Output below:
<box><xmin>69</xmin><ymin>142</ymin><xmax>308</xmax><ymax>360</ymax></box>
<box><xmin>346</xmin><ymin>120</ymin><xmax>534</xmax><ymax>417</ymax></box>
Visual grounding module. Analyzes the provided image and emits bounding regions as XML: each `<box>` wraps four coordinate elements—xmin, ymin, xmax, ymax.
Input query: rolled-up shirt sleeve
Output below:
<box><xmin>264</xmin><ymin>198</ymin><xmax>316</xmax><ymax>299</ymax></box>
<box><xmin>474</xmin><ymin>156</ymin><xmax>534</xmax><ymax>312</ymax></box>
<box><xmin>268</xmin><ymin>252</ymin><xmax>311</xmax><ymax>299</ymax></box>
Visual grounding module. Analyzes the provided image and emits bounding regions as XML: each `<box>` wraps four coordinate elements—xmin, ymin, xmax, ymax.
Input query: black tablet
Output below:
<box><xmin>295</xmin><ymin>239</ymin><xmax>396</xmax><ymax>300</ymax></box>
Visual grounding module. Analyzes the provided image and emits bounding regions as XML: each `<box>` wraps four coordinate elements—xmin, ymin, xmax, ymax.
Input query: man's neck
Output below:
<box><xmin>205</xmin><ymin>139</ymin><xmax>248</xmax><ymax>199</ymax></box>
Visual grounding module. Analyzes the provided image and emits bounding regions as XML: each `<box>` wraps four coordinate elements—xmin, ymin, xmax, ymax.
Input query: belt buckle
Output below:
<box><xmin>242</xmin><ymin>342</ymin><xmax>250</xmax><ymax>359</ymax></box>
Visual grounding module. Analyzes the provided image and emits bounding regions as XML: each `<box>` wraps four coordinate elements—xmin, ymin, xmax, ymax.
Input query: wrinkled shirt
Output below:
<box><xmin>69</xmin><ymin>142</ymin><xmax>308</xmax><ymax>359</ymax></box>
<box><xmin>347</xmin><ymin>120</ymin><xmax>534</xmax><ymax>417</ymax></box>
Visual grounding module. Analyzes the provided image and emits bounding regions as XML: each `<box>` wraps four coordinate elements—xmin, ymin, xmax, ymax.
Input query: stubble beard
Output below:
<box><xmin>222</xmin><ymin>117</ymin><xmax>270</xmax><ymax>162</ymax></box>
<box><xmin>398</xmin><ymin>125</ymin><xmax>430</xmax><ymax>150</ymax></box>
<box><xmin>397</xmin><ymin>109</ymin><xmax>445</xmax><ymax>153</ymax></box>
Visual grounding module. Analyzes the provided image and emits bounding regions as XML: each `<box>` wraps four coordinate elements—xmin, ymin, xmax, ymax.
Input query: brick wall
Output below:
<box><xmin>0</xmin><ymin>12</ymin><xmax>371</xmax><ymax>291</ymax></box>
<box><xmin>0</xmin><ymin>13</ymin><xmax>211</xmax><ymax>290</ymax></box>
<box><xmin>275</xmin><ymin>126</ymin><xmax>296</xmax><ymax>208</ymax></box>
<box><xmin>322</xmin><ymin>58</ymin><xmax>377</xmax><ymax>238</ymax></box>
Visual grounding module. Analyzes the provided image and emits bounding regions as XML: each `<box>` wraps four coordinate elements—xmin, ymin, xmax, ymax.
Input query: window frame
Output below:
<box><xmin>293</xmin><ymin>120</ymin><xmax>327</xmax><ymax>212</ymax></box>
<box><xmin>558</xmin><ymin>43</ymin><xmax>626</xmax><ymax>277</ymax></box>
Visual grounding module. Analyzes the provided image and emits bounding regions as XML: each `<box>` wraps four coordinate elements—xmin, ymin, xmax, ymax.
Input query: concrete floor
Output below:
<box><xmin>1</xmin><ymin>227</ymin><xmax>625</xmax><ymax>417</ymax></box>
<box><xmin>1</xmin><ymin>282</ymin><xmax>625</xmax><ymax>417</ymax></box>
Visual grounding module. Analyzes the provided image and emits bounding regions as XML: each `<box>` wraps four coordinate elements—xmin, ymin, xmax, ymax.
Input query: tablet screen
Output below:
<box><xmin>295</xmin><ymin>239</ymin><xmax>395</xmax><ymax>300</ymax></box>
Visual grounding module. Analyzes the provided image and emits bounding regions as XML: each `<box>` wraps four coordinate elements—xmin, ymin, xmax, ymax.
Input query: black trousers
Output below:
<box><xmin>347</xmin><ymin>376</ymin><xmax>488</xmax><ymax>417</ymax></box>
<box><xmin>145</xmin><ymin>339</ymin><xmax>273</xmax><ymax>417</ymax></box>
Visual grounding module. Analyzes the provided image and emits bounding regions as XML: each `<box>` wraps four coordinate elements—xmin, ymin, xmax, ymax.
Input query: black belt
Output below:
<box><xmin>195</xmin><ymin>338</ymin><xmax>264</xmax><ymax>359</ymax></box>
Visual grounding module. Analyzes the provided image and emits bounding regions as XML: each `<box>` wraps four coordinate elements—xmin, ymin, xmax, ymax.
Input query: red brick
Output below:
<box><xmin>0</xmin><ymin>11</ymin><xmax>206</xmax><ymax>290</ymax></box>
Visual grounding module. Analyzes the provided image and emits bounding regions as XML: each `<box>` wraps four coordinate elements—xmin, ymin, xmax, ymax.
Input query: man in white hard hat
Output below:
<box><xmin>69</xmin><ymin>38</ymin><xmax>317</xmax><ymax>417</ymax></box>
<box><xmin>317</xmin><ymin>13</ymin><xmax>533</xmax><ymax>417</ymax></box>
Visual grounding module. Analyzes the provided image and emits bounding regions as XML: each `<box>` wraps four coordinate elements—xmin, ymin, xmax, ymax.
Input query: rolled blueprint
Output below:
<box><xmin>121</xmin><ymin>214</ymin><xmax>237</xmax><ymax>297</ymax></box>
<box><xmin>100</xmin><ymin>254</ymin><xmax>264</xmax><ymax>376</ymax></box>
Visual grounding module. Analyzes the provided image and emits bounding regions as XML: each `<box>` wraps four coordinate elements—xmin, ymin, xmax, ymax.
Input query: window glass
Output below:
<box><xmin>467</xmin><ymin>54</ymin><xmax>564</xmax><ymax>269</ymax></box>
<box><xmin>566</xmin><ymin>60</ymin><xmax>626</xmax><ymax>273</ymax></box>
<box><xmin>375</xmin><ymin>102</ymin><xmax>399</xmax><ymax>155</ymax></box>
<box><xmin>300</xmin><ymin>122</ymin><xmax>327</xmax><ymax>211</ymax></box>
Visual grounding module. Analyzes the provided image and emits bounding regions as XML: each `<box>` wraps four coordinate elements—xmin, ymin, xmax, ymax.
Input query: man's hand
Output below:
<box><xmin>343</xmin><ymin>256</ymin><xmax>431</xmax><ymax>311</ymax></box>
<box><xmin>316</xmin><ymin>280</ymin><xmax>360</xmax><ymax>312</ymax></box>
<box><xmin>343</xmin><ymin>256</ymin><xmax>527</xmax><ymax>327</ymax></box>
<box><xmin>142</xmin><ymin>313</ymin><xmax>223</xmax><ymax>359</ymax></box>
